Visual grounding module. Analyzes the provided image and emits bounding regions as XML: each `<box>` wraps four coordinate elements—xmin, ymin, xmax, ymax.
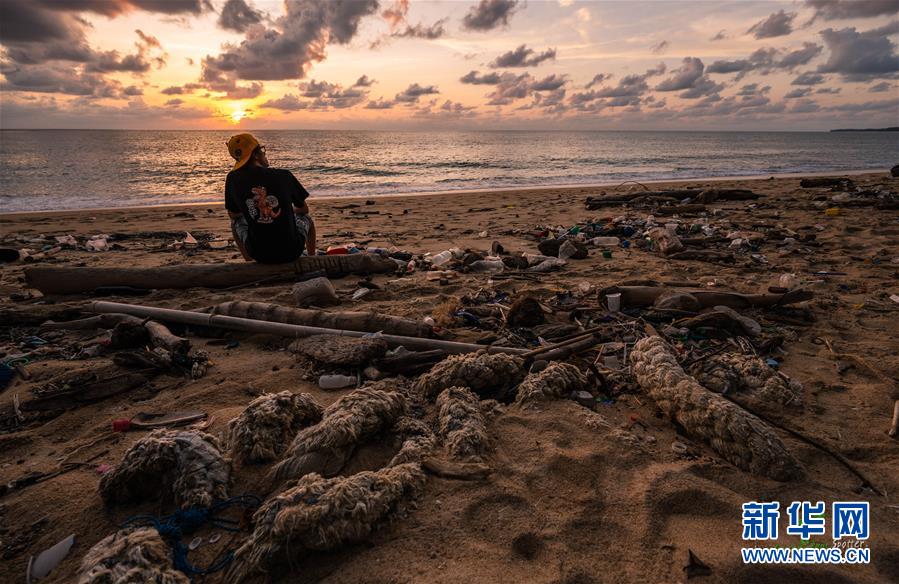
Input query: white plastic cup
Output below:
<box><xmin>607</xmin><ymin>292</ymin><xmax>622</xmax><ymax>313</ymax></box>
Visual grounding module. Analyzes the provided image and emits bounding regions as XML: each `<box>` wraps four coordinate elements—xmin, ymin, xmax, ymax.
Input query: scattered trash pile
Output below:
<box><xmin>800</xmin><ymin>176</ymin><xmax>899</xmax><ymax>210</ymax></box>
<box><xmin>0</xmin><ymin>231</ymin><xmax>229</xmax><ymax>267</ymax></box>
<box><xmin>4</xmin><ymin>268</ymin><xmax>844</xmax><ymax>581</ymax></box>
<box><xmin>4</xmin><ymin>173</ymin><xmax>897</xmax><ymax>580</ymax></box>
<box><xmin>0</xmin><ymin>312</ymin><xmax>209</xmax><ymax>433</ymax></box>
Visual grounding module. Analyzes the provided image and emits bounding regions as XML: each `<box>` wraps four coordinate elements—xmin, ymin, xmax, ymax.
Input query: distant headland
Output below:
<box><xmin>830</xmin><ymin>127</ymin><xmax>898</xmax><ymax>132</ymax></box>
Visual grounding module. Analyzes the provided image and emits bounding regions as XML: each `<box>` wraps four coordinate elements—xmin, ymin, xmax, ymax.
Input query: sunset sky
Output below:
<box><xmin>1</xmin><ymin>0</ymin><xmax>897</xmax><ymax>130</ymax></box>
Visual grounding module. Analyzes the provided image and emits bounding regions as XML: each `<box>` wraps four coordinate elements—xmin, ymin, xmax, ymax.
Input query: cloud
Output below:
<box><xmin>414</xmin><ymin>99</ymin><xmax>477</xmax><ymax>119</ymax></box>
<box><xmin>792</xmin><ymin>72</ymin><xmax>827</xmax><ymax>85</ymax></box>
<box><xmin>354</xmin><ymin>75</ymin><xmax>375</xmax><ymax>87</ymax></box>
<box><xmin>365</xmin><ymin>98</ymin><xmax>394</xmax><ymax>109</ymax></box>
<box><xmin>222</xmin><ymin>81</ymin><xmax>263</xmax><ymax>99</ymax></box>
<box><xmin>710</xmin><ymin>30</ymin><xmax>727</xmax><ymax>41</ymax></box>
<box><xmin>123</xmin><ymin>85</ymin><xmax>143</xmax><ymax>96</ymax></box>
<box><xmin>298</xmin><ymin>78</ymin><xmax>368</xmax><ymax>108</ymax></box>
<box><xmin>804</xmin><ymin>0</ymin><xmax>898</xmax><ymax>22</ymax></box>
<box><xmin>784</xmin><ymin>87</ymin><xmax>813</xmax><ymax>98</ymax></box>
<box><xmin>828</xmin><ymin>97</ymin><xmax>899</xmax><ymax>112</ymax></box>
<box><xmin>460</xmin><ymin>70</ymin><xmax>502</xmax><ymax>85</ymax></box>
<box><xmin>486</xmin><ymin>72</ymin><xmax>531</xmax><ymax>105</ymax></box>
<box><xmin>392</xmin><ymin>19</ymin><xmax>446</xmax><ymax>40</ymax></box>
<box><xmin>260</xmin><ymin>94</ymin><xmax>309</xmax><ymax>111</ymax></box>
<box><xmin>585</xmin><ymin>73</ymin><xmax>611</xmax><ymax>89</ymax></box>
<box><xmin>35</xmin><ymin>0</ymin><xmax>210</xmax><ymax>16</ymax></box>
<box><xmin>218</xmin><ymin>0</ymin><xmax>263</xmax><ymax>33</ymax></box>
<box><xmin>200</xmin><ymin>0</ymin><xmax>379</xmax><ymax>83</ymax></box>
<box><xmin>868</xmin><ymin>81</ymin><xmax>892</xmax><ymax>92</ymax></box>
<box><xmin>778</xmin><ymin>42</ymin><xmax>824</xmax><ymax>68</ymax></box>
<box><xmin>737</xmin><ymin>83</ymin><xmax>770</xmax><ymax>96</ymax></box>
<box><xmin>381</xmin><ymin>0</ymin><xmax>408</xmax><ymax>28</ymax></box>
<box><xmin>816</xmin><ymin>25</ymin><xmax>899</xmax><ymax>81</ymax></box>
<box><xmin>161</xmin><ymin>85</ymin><xmax>184</xmax><ymax>95</ymax></box>
<box><xmin>789</xmin><ymin>98</ymin><xmax>820</xmax><ymax>113</ymax></box>
<box><xmin>678</xmin><ymin>76</ymin><xmax>725</xmax><ymax>99</ymax></box>
<box><xmin>706</xmin><ymin>44</ymin><xmax>822</xmax><ymax>79</ymax></box>
<box><xmin>395</xmin><ymin>82</ymin><xmax>439</xmax><ymax>103</ymax></box>
<box><xmin>462</xmin><ymin>0</ymin><xmax>519</xmax><ymax>31</ymax></box>
<box><xmin>1</xmin><ymin>64</ymin><xmax>122</xmax><ymax>96</ymax></box>
<box><xmin>747</xmin><ymin>10</ymin><xmax>796</xmax><ymax>39</ymax></box>
<box><xmin>650</xmin><ymin>40</ymin><xmax>669</xmax><ymax>54</ymax></box>
<box><xmin>489</xmin><ymin>44</ymin><xmax>556</xmax><ymax>68</ymax></box>
<box><xmin>530</xmin><ymin>74</ymin><xmax>567</xmax><ymax>91</ymax></box>
<box><xmin>566</xmin><ymin>64</ymin><xmax>665</xmax><ymax>110</ymax></box>
<box><xmin>816</xmin><ymin>86</ymin><xmax>841</xmax><ymax>94</ymax></box>
<box><xmin>655</xmin><ymin>57</ymin><xmax>704</xmax><ymax>91</ymax></box>
<box><xmin>165</xmin><ymin>98</ymin><xmax>184</xmax><ymax>106</ymax></box>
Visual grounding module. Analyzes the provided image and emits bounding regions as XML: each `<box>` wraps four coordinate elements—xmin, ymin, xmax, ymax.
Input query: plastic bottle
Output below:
<box><xmin>431</xmin><ymin>250</ymin><xmax>454</xmax><ymax>267</ymax></box>
<box><xmin>318</xmin><ymin>374</ymin><xmax>357</xmax><ymax>389</ymax></box>
<box><xmin>589</xmin><ymin>236</ymin><xmax>620</xmax><ymax>246</ymax></box>
<box><xmin>470</xmin><ymin>259</ymin><xmax>505</xmax><ymax>273</ymax></box>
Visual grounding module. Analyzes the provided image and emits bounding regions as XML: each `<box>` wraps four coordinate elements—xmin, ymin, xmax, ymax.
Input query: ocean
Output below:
<box><xmin>1</xmin><ymin>130</ymin><xmax>897</xmax><ymax>212</ymax></box>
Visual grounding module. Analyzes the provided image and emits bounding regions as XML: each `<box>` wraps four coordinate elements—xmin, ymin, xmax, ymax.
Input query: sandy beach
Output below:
<box><xmin>1</xmin><ymin>172</ymin><xmax>898</xmax><ymax>583</ymax></box>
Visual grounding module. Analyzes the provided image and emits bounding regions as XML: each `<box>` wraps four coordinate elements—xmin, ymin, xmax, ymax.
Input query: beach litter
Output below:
<box><xmin>630</xmin><ymin>335</ymin><xmax>801</xmax><ymax>481</ymax></box>
<box><xmin>77</xmin><ymin>527</ymin><xmax>188</xmax><ymax>584</ymax></box>
<box><xmin>270</xmin><ymin>386</ymin><xmax>406</xmax><ymax>483</ymax></box>
<box><xmin>413</xmin><ymin>351</ymin><xmax>525</xmax><ymax>401</ymax></box>
<box><xmin>99</xmin><ymin>429</ymin><xmax>230</xmax><ymax>509</ymax></box>
<box><xmin>227</xmin><ymin>391</ymin><xmax>323</xmax><ymax>465</ymax></box>
<box><xmin>225</xmin><ymin>463</ymin><xmax>425</xmax><ymax>582</ymax></box>
<box><xmin>436</xmin><ymin>386</ymin><xmax>489</xmax><ymax>460</ymax></box>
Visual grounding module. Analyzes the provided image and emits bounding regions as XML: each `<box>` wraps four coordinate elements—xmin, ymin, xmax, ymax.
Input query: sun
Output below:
<box><xmin>230</xmin><ymin>108</ymin><xmax>246</xmax><ymax>124</ymax></box>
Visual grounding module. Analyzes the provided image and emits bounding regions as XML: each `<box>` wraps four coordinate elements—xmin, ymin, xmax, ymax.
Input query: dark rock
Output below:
<box><xmin>507</xmin><ymin>296</ymin><xmax>545</xmax><ymax>328</ymax></box>
<box><xmin>892</xmin><ymin>164</ymin><xmax>899</xmax><ymax>178</ymax></box>
<box><xmin>538</xmin><ymin>239</ymin><xmax>562</xmax><ymax>257</ymax></box>
<box><xmin>501</xmin><ymin>255</ymin><xmax>529</xmax><ymax>270</ymax></box>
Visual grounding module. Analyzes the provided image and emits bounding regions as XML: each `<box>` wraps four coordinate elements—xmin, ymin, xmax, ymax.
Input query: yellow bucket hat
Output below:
<box><xmin>226</xmin><ymin>133</ymin><xmax>259</xmax><ymax>171</ymax></box>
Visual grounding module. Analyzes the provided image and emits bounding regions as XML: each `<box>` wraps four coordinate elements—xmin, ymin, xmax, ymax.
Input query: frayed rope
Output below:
<box><xmin>122</xmin><ymin>494</ymin><xmax>260</xmax><ymax>580</ymax></box>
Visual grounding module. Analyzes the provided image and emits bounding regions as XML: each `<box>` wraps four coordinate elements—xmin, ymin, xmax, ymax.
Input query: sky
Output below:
<box><xmin>0</xmin><ymin>0</ymin><xmax>897</xmax><ymax>131</ymax></box>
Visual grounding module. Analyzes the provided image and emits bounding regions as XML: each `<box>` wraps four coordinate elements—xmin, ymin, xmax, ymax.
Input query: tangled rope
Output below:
<box><xmin>121</xmin><ymin>494</ymin><xmax>260</xmax><ymax>579</ymax></box>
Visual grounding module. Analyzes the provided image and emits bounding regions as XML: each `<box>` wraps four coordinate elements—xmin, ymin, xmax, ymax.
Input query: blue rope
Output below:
<box><xmin>122</xmin><ymin>494</ymin><xmax>260</xmax><ymax>580</ymax></box>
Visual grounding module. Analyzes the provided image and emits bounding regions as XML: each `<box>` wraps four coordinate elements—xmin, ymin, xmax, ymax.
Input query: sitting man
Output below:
<box><xmin>225</xmin><ymin>133</ymin><xmax>316</xmax><ymax>263</ymax></box>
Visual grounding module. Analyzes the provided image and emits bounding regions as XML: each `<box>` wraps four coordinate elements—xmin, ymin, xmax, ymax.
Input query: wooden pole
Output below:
<box><xmin>89</xmin><ymin>301</ymin><xmax>529</xmax><ymax>355</ymax></box>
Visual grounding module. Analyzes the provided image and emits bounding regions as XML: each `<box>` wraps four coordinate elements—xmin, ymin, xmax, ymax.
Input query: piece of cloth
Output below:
<box><xmin>225</xmin><ymin>166</ymin><xmax>310</xmax><ymax>263</ymax></box>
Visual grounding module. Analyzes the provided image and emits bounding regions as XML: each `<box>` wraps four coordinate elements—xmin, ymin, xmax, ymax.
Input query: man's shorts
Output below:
<box><xmin>231</xmin><ymin>213</ymin><xmax>313</xmax><ymax>255</ymax></box>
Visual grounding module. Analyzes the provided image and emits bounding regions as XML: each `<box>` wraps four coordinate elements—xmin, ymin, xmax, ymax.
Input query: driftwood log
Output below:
<box><xmin>0</xmin><ymin>305</ymin><xmax>86</xmax><ymax>327</ymax></box>
<box><xmin>41</xmin><ymin>313</ymin><xmax>189</xmax><ymax>356</ymax></box>
<box><xmin>585</xmin><ymin>188</ymin><xmax>758</xmax><ymax>209</ymax></box>
<box><xmin>600</xmin><ymin>285</ymin><xmax>812</xmax><ymax>309</ymax></box>
<box><xmin>209</xmin><ymin>301</ymin><xmax>433</xmax><ymax>338</ymax></box>
<box><xmin>799</xmin><ymin>177</ymin><xmax>853</xmax><ymax>188</ymax></box>
<box><xmin>23</xmin><ymin>254</ymin><xmax>397</xmax><ymax>295</ymax></box>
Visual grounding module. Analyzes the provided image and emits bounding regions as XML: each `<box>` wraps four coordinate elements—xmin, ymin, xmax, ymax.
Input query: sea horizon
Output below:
<box><xmin>1</xmin><ymin>129</ymin><xmax>896</xmax><ymax>213</ymax></box>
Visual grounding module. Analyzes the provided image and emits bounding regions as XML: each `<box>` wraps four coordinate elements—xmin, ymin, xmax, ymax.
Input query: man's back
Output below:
<box><xmin>225</xmin><ymin>166</ymin><xmax>309</xmax><ymax>263</ymax></box>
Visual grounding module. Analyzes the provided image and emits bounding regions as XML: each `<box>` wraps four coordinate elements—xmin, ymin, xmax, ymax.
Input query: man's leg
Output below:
<box><xmin>295</xmin><ymin>214</ymin><xmax>316</xmax><ymax>256</ymax></box>
<box><xmin>231</xmin><ymin>215</ymin><xmax>252</xmax><ymax>261</ymax></box>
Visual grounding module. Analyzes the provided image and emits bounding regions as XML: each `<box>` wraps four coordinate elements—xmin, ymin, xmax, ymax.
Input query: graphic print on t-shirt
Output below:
<box><xmin>245</xmin><ymin>186</ymin><xmax>282</xmax><ymax>223</ymax></box>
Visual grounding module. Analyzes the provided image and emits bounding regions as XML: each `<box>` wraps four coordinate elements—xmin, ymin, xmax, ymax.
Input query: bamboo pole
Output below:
<box><xmin>89</xmin><ymin>301</ymin><xmax>529</xmax><ymax>355</ymax></box>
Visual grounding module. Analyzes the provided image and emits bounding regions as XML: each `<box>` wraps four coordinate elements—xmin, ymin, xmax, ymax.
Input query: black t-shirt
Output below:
<box><xmin>225</xmin><ymin>166</ymin><xmax>310</xmax><ymax>263</ymax></box>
